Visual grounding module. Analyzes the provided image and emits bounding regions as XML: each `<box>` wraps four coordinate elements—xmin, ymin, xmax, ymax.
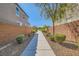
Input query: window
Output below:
<box><xmin>17</xmin><ymin>21</ymin><xmax>22</xmax><ymax>26</ymax></box>
<box><xmin>23</xmin><ymin>16</ymin><xmax>25</xmax><ymax>19</ymax></box>
<box><xmin>16</xmin><ymin>7</ymin><xmax>20</xmax><ymax>16</ymax></box>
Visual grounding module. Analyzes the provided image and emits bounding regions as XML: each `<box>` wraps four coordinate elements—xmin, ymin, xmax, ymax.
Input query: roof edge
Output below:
<box><xmin>15</xmin><ymin>3</ymin><xmax>29</xmax><ymax>18</ymax></box>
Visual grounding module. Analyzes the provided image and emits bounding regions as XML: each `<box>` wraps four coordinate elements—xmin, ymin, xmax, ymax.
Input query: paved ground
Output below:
<box><xmin>35</xmin><ymin>30</ymin><xmax>55</xmax><ymax>56</ymax></box>
<box><xmin>21</xmin><ymin>30</ymin><xmax>55</xmax><ymax>56</ymax></box>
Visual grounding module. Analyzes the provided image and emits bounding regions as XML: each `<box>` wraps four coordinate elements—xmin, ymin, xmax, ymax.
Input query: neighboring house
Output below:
<box><xmin>55</xmin><ymin>4</ymin><xmax>79</xmax><ymax>26</ymax></box>
<box><xmin>0</xmin><ymin>3</ymin><xmax>31</xmax><ymax>44</ymax></box>
<box><xmin>49</xmin><ymin>4</ymin><xmax>79</xmax><ymax>42</ymax></box>
<box><xmin>0</xmin><ymin>3</ymin><xmax>29</xmax><ymax>27</ymax></box>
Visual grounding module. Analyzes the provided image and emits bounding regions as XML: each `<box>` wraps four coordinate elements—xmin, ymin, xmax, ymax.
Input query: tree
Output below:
<box><xmin>35</xmin><ymin>3</ymin><xmax>79</xmax><ymax>42</ymax></box>
<box><xmin>35</xmin><ymin>3</ymin><xmax>57</xmax><ymax>35</ymax></box>
<box><xmin>35</xmin><ymin>3</ymin><xmax>70</xmax><ymax>35</ymax></box>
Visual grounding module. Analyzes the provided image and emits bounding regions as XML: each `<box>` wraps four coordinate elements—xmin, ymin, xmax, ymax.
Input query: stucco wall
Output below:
<box><xmin>0</xmin><ymin>3</ymin><xmax>19</xmax><ymax>25</ymax></box>
<box><xmin>0</xmin><ymin>3</ymin><xmax>28</xmax><ymax>26</ymax></box>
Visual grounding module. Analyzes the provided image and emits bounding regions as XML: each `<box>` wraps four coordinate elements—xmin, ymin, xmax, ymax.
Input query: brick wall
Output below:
<box><xmin>49</xmin><ymin>22</ymin><xmax>77</xmax><ymax>42</ymax></box>
<box><xmin>0</xmin><ymin>23</ymin><xmax>31</xmax><ymax>44</ymax></box>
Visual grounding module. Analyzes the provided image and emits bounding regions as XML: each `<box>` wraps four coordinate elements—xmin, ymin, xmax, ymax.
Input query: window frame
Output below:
<box><xmin>16</xmin><ymin>6</ymin><xmax>20</xmax><ymax>16</ymax></box>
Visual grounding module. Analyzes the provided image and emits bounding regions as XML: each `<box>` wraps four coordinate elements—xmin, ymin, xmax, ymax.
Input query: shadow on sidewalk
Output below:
<box><xmin>21</xmin><ymin>33</ymin><xmax>38</xmax><ymax>56</ymax></box>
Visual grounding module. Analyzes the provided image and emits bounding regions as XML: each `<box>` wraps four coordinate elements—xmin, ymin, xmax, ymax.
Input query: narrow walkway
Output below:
<box><xmin>35</xmin><ymin>30</ymin><xmax>55</xmax><ymax>56</ymax></box>
<box><xmin>21</xmin><ymin>30</ymin><xmax>55</xmax><ymax>56</ymax></box>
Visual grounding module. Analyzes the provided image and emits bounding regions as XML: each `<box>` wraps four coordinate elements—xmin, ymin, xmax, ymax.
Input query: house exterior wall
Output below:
<box><xmin>0</xmin><ymin>3</ymin><xmax>19</xmax><ymax>25</ymax></box>
<box><xmin>0</xmin><ymin>3</ymin><xmax>31</xmax><ymax>45</ymax></box>
<box><xmin>0</xmin><ymin>3</ymin><xmax>29</xmax><ymax>26</ymax></box>
<box><xmin>55</xmin><ymin>4</ymin><xmax>79</xmax><ymax>26</ymax></box>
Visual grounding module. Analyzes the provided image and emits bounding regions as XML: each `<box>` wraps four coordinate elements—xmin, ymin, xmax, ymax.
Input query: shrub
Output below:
<box><xmin>28</xmin><ymin>34</ymin><xmax>30</xmax><ymax>37</ymax></box>
<box><xmin>54</xmin><ymin>34</ymin><xmax>66</xmax><ymax>43</ymax></box>
<box><xmin>46</xmin><ymin>32</ymin><xmax>51</xmax><ymax>36</ymax></box>
<box><xmin>49</xmin><ymin>34</ymin><xmax>66</xmax><ymax>43</ymax></box>
<box><xmin>32</xmin><ymin>29</ymin><xmax>37</xmax><ymax>33</ymax></box>
<box><xmin>49</xmin><ymin>36</ymin><xmax>54</xmax><ymax>41</ymax></box>
<box><xmin>16</xmin><ymin>34</ymin><xmax>25</xmax><ymax>44</ymax></box>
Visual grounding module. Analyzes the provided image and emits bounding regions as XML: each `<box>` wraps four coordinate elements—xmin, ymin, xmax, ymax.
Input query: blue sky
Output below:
<box><xmin>19</xmin><ymin>3</ymin><xmax>52</xmax><ymax>27</ymax></box>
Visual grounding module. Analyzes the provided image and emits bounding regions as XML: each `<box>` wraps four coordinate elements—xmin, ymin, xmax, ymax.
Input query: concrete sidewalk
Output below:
<box><xmin>35</xmin><ymin>30</ymin><xmax>55</xmax><ymax>56</ymax></box>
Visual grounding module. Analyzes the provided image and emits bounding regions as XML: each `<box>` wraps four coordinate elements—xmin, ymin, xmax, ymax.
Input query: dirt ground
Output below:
<box><xmin>0</xmin><ymin>33</ymin><xmax>34</xmax><ymax>56</ymax></box>
<box><xmin>44</xmin><ymin>34</ymin><xmax>79</xmax><ymax>56</ymax></box>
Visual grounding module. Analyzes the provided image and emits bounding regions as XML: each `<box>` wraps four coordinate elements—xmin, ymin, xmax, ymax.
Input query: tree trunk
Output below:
<box><xmin>52</xmin><ymin>21</ymin><xmax>55</xmax><ymax>36</ymax></box>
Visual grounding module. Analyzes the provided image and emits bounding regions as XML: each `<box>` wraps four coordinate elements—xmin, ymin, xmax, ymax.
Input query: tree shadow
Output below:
<box><xmin>60</xmin><ymin>42</ymin><xmax>78</xmax><ymax>50</ymax></box>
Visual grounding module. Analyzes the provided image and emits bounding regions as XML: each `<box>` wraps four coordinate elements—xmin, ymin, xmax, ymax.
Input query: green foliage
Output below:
<box><xmin>32</xmin><ymin>29</ymin><xmax>36</xmax><ymax>33</ymax></box>
<box><xmin>36</xmin><ymin>4</ymin><xmax>76</xmax><ymax>24</ymax></box>
<box><xmin>16</xmin><ymin>34</ymin><xmax>25</xmax><ymax>44</ymax></box>
<box><xmin>46</xmin><ymin>32</ymin><xmax>51</xmax><ymax>36</ymax></box>
<box><xmin>49</xmin><ymin>36</ymin><xmax>54</xmax><ymax>41</ymax></box>
<box><xmin>54</xmin><ymin>34</ymin><xmax>66</xmax><ymax>43</ymax></box>
<box><xmin>49</xmin><ymin>34</ymin><xmax>66</xmax><ymax>43</ymax></box>
<box><xmin>38</xmin><ymin>25</ymin><xmax>48</xmax><ymax>33</ymax></box>
<box><xmin>32</xmin><ymin>26</ymin><xmax>37</xmax><ymax>33</ymax></box>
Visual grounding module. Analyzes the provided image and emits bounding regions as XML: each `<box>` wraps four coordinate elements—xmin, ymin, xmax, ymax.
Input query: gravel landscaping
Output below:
<box><xmin>44</xmin><ymin>33</ymin><xmax>79</xmax><ymax>56</ymax></box>
<box><xmin>0</xmin><ymin>34</ymin><xmax>34</xmax><ymax>56</ymax></box>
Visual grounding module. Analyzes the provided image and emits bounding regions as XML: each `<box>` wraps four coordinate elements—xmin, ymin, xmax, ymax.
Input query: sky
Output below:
<box><xmin>19</xmin><ymin>3</ymin><xmax>52</xmax><ymax>27</ymax></box>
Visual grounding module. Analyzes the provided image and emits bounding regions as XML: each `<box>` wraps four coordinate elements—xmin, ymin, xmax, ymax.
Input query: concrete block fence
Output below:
<box><xmin>0</xmin><ymin>23</ymin><xmax>31</xmax><ymax>45</ymax></box>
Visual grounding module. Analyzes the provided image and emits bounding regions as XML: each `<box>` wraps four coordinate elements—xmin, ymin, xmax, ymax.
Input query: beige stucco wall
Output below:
<box><xmin>55</xmin><ymin>4</ymin><xmax>79</xmax><ymax>26</ymax></box>
<box><xmin>0</xmin><ymin>3</ymin><xmax>19</xmax><ymax>25</ymax></box>
<box><xmin>0</xmin><ymin>3</ymin><xmax>28</xmax><ymax>26</ymax></box>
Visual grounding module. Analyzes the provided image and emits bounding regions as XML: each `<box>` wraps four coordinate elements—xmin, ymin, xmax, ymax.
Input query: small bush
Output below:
<box><xmin>28</xmin><ymin>34</ymin><xmax>30</xmax><ymax>37</ymax></box>
<box><xmin>49</xmin><ymin>34</ymin><xmax>66</xmax><ymax>43</ymax></box>
<box><xmin>46</xmin><ymin>32</ymin><xmax>51</xmax><ymax>36</ymax></box>
<box><xmin>54</xmin><ymin>34</ymin><xmax>66</xmax><ymax>43</ymax></box>
<box><xmin>32</xmin><ymin>29</ymin><xmax>36</xmax><ymax>33</ymax></box>
<box><xmin>16</xmin><ymin>34</ymin><xmax>25</xmax><ymax>44</ymax></box>
<box><xmin>49</xmin><ymin>36</ymin><xmax>54</xmax><ymax>41</ymax></box>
